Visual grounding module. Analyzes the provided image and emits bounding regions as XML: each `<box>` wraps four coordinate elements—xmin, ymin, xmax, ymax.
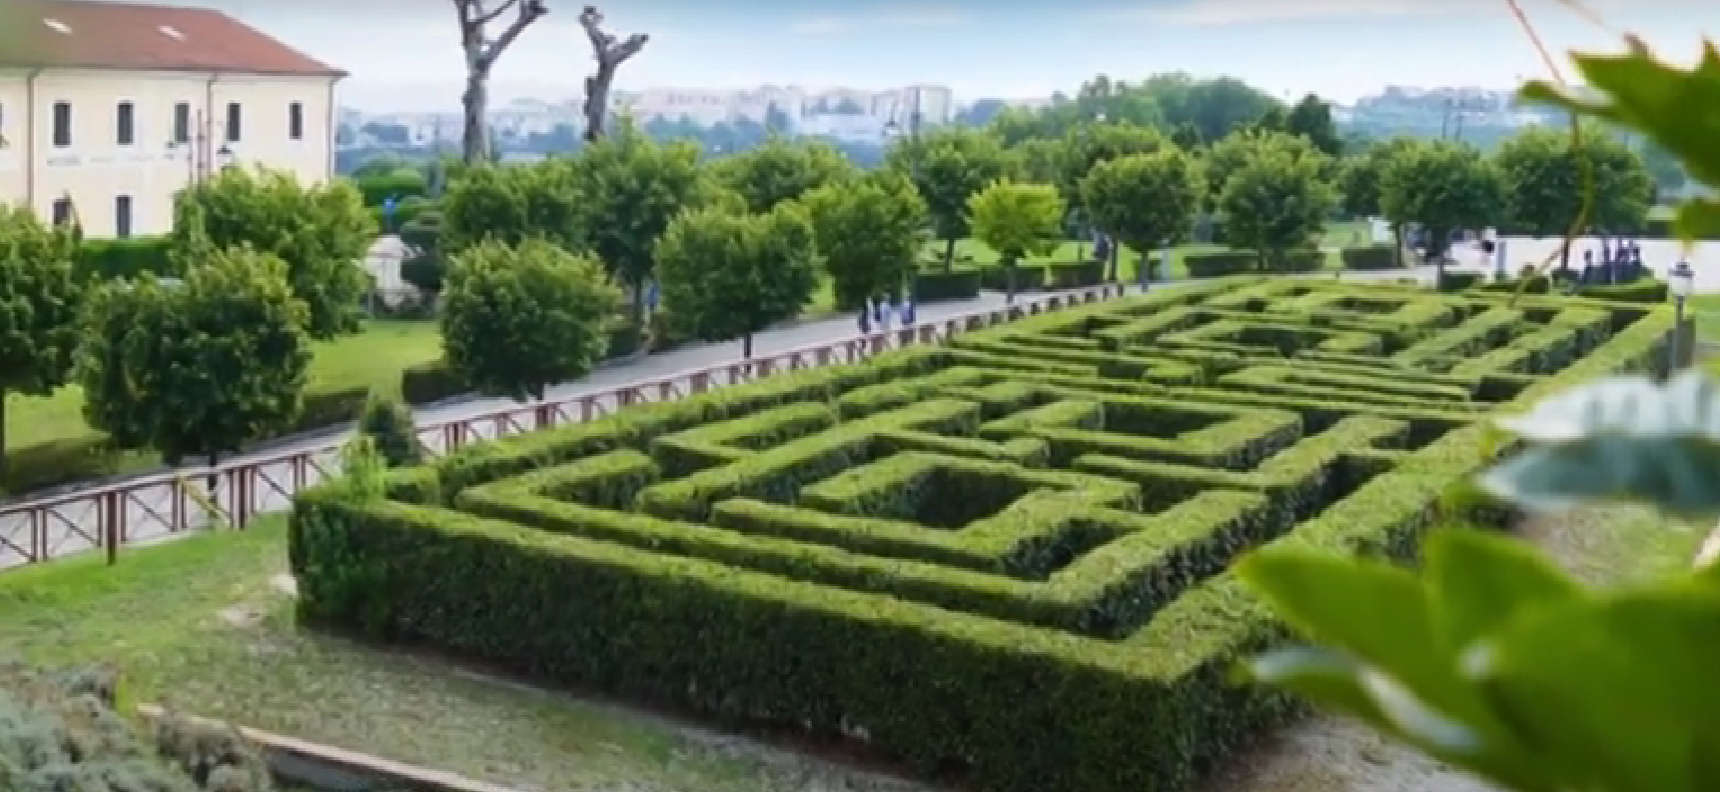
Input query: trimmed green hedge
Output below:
<box><xmin>1437</xmin><ymin>271</ymin><xmax>1483</xmax><ymax>292</ymax></box>
<box><xmin>400</xmin><ymin>360</ymin><xmax>465</xmax><ymax>405</ymax></box>
<box><xmin>1340</xmin><ymin>244</ymin><xmax>1398</xmax><ymax>270</ymax></box>
<box><xmin>290</xmin><ymin>279</ymin><xmax>1675</xmax><ymax>792</ymax></box>
<box><xmin>1045</xmin><ymin>260</ymin><xmax>1106</xmax><ymax>288</ymax></box>
<box><xmin>915</xmin><ymin>269</ymin><xmax>981</xmax><ymax>301</ymax></box>
<box><xmin>978</xmin><ymin>263</ymin><xmax>1047</xmax><ymax>291</ymax></box>
<box><xmin>1577</xmin><ymin>278</ymin><xmax>1668</xmax><ymax>304</ymax></box>
<box><xmin>1184</xmin><ymin>249</ymin><xmax>1258</xmax><ymax>278</ymax></box>
<box><xmin>77</xmin><ymin>236</ymin><xmax>174</xmax><ymax>281</ymax></box>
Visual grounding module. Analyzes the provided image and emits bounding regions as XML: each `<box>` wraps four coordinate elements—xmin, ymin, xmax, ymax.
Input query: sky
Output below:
<box><xmin>180</xmin><ymin>0</ymin><xmax>1720</xmax><ymax>112</ymax></box>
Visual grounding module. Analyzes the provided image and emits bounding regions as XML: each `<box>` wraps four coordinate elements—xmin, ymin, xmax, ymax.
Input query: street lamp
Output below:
<box><xmin>1670</xmin><ymin>261</ymin><xmax>1695</xmax><ymax>371</ymax></box>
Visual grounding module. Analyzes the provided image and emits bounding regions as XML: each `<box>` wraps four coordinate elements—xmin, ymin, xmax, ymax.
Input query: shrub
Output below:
<box><xmin>1437</xmin><ymin>271</ymin><xmax>1482</xmax><ymax>292</ymax></box>
<box><xmin>292</xmin><ymin>385</ymin><xmax>368</xmax><ymax>434</ymax></box>
<box><xmin>1045</xmin><ymin>260</ymin><xmax>1106</xmax><ymax>288</ymax></box>
<box><xmin>915</xmin><ymin>269</ymin><xmax>981</xmax><ymax>301</ymax></box>
<box><xmin>1339</xmin><ymin>244</ymin><xmax>1398</xmax><ymax>270</ymax></box>
<box><xmin>353</xmin><ymin>167</ymin><xmax>429</xmax><ymax>207</ymax></box>
<box><xmin>1265</xmin><ymin>245</ymin><xmax>1323</xmax><ymax>273</ymax></box>
<box><xmin>400</xmin><ymin>360</ymin><xmax>465</xmax><ymax>405</ymax></box>
<box><xmin>979</xmin><ymin>263</ymin><xmax>1047</xmax><ymax>291</ymax></box>
<box><xmin>76</xmin><ymin>236</ymin><xmax>174</xmax><ymax>281</ymax></box>
<box><xmin>358</xmin><ymin>390</ymin><xmax>422</xmax><ymax>466</ymax></box>
<box><xmin>1577</xmin><ymin>278</ymin><xmax>1668</xmax><ymax>303</ymax></box>
<box><xmin>1184</xmin><ymin>249</ymin><xmax>1259</xmax><ymax>277</ymax></box>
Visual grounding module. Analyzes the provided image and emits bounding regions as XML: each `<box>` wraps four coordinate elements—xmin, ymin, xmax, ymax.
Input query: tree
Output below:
<box><xmin>77</xmin><ymin>247</ymin><xmax>311</xmax><ymax>467</ymax></box>
<box><xmin>655</xmin><ymin>203</ymin><xmax>819</xmax><ymax>359</ymax></box>
<box><xmin>1339</xmin><ymin>138</ymin><xmax>1416</xmax><ymax>264</ymax></box>
<box><xmin>1011</xmin><ymin>138</ymin><xmax>1064</xmax><ymax>184</ymax></box>
<box><xmin>1141</xmin><ymin>73</ymin><xmax>1282</xmax><ymax>144</ymax></box>
<box><xmin>453</xmin><ymin>0</ymin><xmax>549</xmax><ymax>164</ymax></box>
<box><xmin>579</xmin><ymin>5</ymin><xmax>649</xmax><ymax>142</ymax></box>
<box><xmin>1059</xmin><ymin>122</ymin><xmax>1166</xmax><ymax>210</ymax></box>
<box><xmin>1285</xmin><ymin>93</ymin><xmax>1343</xmax><ymax>157</ymax></box>
<box><xmin>441</xmin><ymin>238</ymin><xmax>620</xmax><ymax>401</ymax></box>
<box><xmin>803</xmin><ymin>170</ymin><xmax>927</xmax><ymax>310</ymax></box>
<box><xmin>439</xmin><ymin>160</ymin><xmax>583</xmax><ymax>254</ymax></box>
<box><xmin>1081</xmin><ymin>148</ymin><xmax>1203</xmax><ymax>284</ymax></box>
<box><xmin>887</xmin><ymin>127</ymin><xmax>1012</xmax><ymax>271</ymax></box>
<box><xmin>399</xmin><ymin>210</ymin><xmax>446</xmax><ymax>293</ymax></box>
<box><xmin>1380</xmin><ymin>139</ymin><xmax>1504</xmax><ymax>281</ymax></box>
<box><xmin>170</xmin><ymin>167</ymin><xmax>375</xmax><ymax>339</ymax></box>
<box><xmin>1495</xmin><ymin>125</ymin><xmax>1653</xmax><ymax>268</ymax></box>
<box><xmin>712</xmin><ymin>137</ymin><xmax>856</xmax><ymax>213</ymax></box>
<box><xmin>966</xmin><ymin>180</ymin><xmax>1065</xmax><ymax>303</ymax></box>
<box><xmin>566</xmin><ymin>127</ymin><xmax>719</xmax><ymax>329</ymax></box>
<box><xmin>0</xmin><ymin>206</ymin><xmax>81</xmax><ymax>477</ymax></box>
<box><xmin>1218</xmin><ymin>135</ymin><xmax>1339</xmax><ymax>270</ymax></box>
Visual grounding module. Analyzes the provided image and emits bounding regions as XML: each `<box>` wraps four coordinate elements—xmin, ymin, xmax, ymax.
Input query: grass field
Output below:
<box><xmin>0</xmin><ymin>517</ymin><xmax>924</xmax><ymax>792</ymax></box>
<box><xmin>2</xmin><ymin>321</ymin><xmax>443</xmax><ymax>493</ymax></box>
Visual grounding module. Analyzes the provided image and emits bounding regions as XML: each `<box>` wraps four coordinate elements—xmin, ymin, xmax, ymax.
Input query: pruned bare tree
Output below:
<box><xmin>454</xmin><ymin>0</ymin><xmax>549</xmax><ymax>164</ymax></box>
<box><xmin>578</xmin><ymin>6</ymin><xmax>648</xmax><ymax>142</ymax></box>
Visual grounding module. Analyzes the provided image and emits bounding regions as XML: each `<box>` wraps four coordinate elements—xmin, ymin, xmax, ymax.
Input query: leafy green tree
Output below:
<box><xmin>887</xmin><ymin>128</ymin><xmax>1012</xmax><ymax>271</ymax></box>
<box><xmin>803</xmin><ymin>171</ymin><xmax>927</xmax><ymax>310</ymax></box>
<box><xmin>1080</xmin><ymin>148</ymin><xmax>1203</xmax><ymax>283</ymax></box>
<box><xmin>0</xmin><ymin>206</ymin><xmax>82</xmax><ymax>477</ymax></box>
<box><xmin>1010</xmin><ymin>138</ymin><xmax>1065</xmax><ymax>185</ymax></box>
<box><xmin>1141</xmin><ymin>73</ymin><xmax>1283</xmax><ymax>144</ymax></box>
<box><xmin>170</xmin><ymin>167</ymin><xmax>374</xmax><ymax>339</ymax></box>
<box><xmin>1204</xmin><ymin>129</ymin><xmax>1326</xmax><ymax>207</ymax></box>
<box><xmin>398</xmin><ymin>210</ymin><xmax>446</xmax><ymax>293</ymax></box>
<box><xmin>1284</xmin><ymin>93</ymin><xmax>1343</xmax><ymax>157</ymax></box>
<box><xmin>1219</xmin><ymin>135</ymin><xmax>1339</xmax><ymax>270</ymax></box>
<box><xmin>439</xmin><ymin>160</ymin><xmax>584</xmax><ymax>254</ymax></box>
<box><xmin>567</xmin><ymin>128</ymin><xmax>719</xmax><ymax>329</ymax></box>
<box><xmin>77</xmin><ymin>247</ymin><xmax>311</xmax><ymax>466</ymax></box>
<box><xmin>967</xmin><ymin>180</ymin><xmax>1066</xmax><ymax>303</ymax></box>
<box><xmin>712</xmin><ymin>137</ymin><xmax>856</xmax><ymax>212</ymax></box>
<box><xmin>440</xmin><ymin>238</ymin><xmax>620</xmax><ymax>401</ymax></box>
<box><xmin>1339</xmin><ymin>138</ymin><xmax>1413</xmax><ymax>218</ymax></box>
<box><xmin>656</xmin><ymin>203</ymin><xmax>819</xmax><ymax>359</ymax></box>
<box><xmin>1059</xmin><ymin>122</ymin><xmax>1166</xmax><ymax>211</ymax></box>
<box><xmin>1380</xmin><ymin>139</ymin><xmax>1504</xmax><ymax>279</ymax></box>
<box><xmin>1495</xmin><ymin>125</ymin><xmax>1653</xmax><ymax>266</ymax></box>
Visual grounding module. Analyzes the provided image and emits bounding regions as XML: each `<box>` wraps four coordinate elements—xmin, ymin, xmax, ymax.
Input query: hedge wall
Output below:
<box><xmin>915</xmin><ymin>269</ymin><xmax>981</xmax><ymax>301</ymax></box>
<box><xmin>290</xmin><ymin>279</ymin><xmax>1673</xmax><ymax>792</ymax></box>
<box><xmin>1184</xmin><ymin>250</ymin><xmax>1258</xmax><ymax>278</ymax></box>
<box><xmin>1340</xmin><ymin>244</ymin><xmax>1398</xmax><ymax>270</ymax></box>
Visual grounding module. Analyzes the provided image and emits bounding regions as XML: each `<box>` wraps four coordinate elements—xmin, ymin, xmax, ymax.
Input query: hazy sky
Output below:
<box><xmin>190</xmin><ymin>0</ymin><xmax>1718</xmax><ymax>111</ymax></box>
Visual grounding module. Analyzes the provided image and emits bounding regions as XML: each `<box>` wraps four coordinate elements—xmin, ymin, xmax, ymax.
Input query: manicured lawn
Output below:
<box><xmin>3</xmin><ymin>321</ymin><xmax>442</xmax><ymax>494</ymax></box>
<box><xmin>0</xmin><ymin>519</ymin><xmax>922</xmax><ymax>792</ymax></box>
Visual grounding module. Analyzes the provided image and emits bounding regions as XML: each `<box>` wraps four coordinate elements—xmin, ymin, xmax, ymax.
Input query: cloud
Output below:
<box><xmin>1121</xmin><ymin>0</ymin><xmax>1487</xmax><ymax>26</ymax></box>
<box><xmin>790</xmin><ymin>5</ymin><xmax>969</xmax><ymax>36</ymax></box>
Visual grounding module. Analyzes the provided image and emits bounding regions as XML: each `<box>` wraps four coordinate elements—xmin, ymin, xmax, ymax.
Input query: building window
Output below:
<box><xmin>288</xmin><ymin>102</ymin><xmax>304</xmax><ymax>141</ymax></box>
<box><xmin>226</xmin><ymin>102</ymin><xmax>241</xmax><ymax>142</ymax></box>
<box><xmin>52</xmin><ymin>102</ymin><xmax>71</xmax><ymax>147</ymax></box>
<box><xmin>51</xmin><ymin>198</ymin><xmax>72</xmax><ymax>227</ymax></box>
<box><xmin>115</xmin><ymin>196</ymin><xmax>132</xmax><ymax>239</ymax></box>
<box><xmin>116</xmin><ymin>101</ymin><xmax>135</xmax><ymax>146</ymax></box>
<box><xmin>173</xmin><ymin>102</ymin><xmax>190</xmax><ymax>144</ymax></box>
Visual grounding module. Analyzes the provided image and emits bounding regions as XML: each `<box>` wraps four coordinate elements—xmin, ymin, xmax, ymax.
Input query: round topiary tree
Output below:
<box><xmin>440</xmin><ymin>238</ymin><xmax>621</xmax><ymax>401</ymax></box>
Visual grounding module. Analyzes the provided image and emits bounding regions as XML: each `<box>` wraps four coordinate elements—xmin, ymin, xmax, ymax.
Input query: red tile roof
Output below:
<box><xmin>0</xmin><ymin>0</ymin><xmax>346</xmax><ymax>77</ymax></box>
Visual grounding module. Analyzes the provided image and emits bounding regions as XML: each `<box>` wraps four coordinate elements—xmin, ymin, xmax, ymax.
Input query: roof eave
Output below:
<box><xmin>0</xmin><ymin>61</ymin><xmax>347</xmax><ymax>79</ymax></box>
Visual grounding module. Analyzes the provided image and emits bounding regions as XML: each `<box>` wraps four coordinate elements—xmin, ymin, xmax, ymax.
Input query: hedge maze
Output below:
<box><xmin>291</xmin><ymin>277</ymin><xmax>1672</xmax><ymax>792</ymax></box>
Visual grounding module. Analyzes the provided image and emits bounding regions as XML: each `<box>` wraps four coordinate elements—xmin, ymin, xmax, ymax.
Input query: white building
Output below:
<box><xmin>0</xmin><ymin>0</ymin><xmax>344</xmax><ymax>238</ymax></box>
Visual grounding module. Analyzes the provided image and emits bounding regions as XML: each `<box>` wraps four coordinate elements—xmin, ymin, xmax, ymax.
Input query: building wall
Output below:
<box><xmin>1</xmin><ymin>67</ymin><xmax>336</xmax><ymax>238</ymax></box>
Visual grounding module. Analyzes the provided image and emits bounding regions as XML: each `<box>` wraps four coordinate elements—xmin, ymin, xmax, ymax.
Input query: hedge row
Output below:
<box><xmin>76</xmin><ymin>236</ymin><xmax>174</xmax><ymax>281</ymax></box>
<box><xmin>291</xmin><ymin>280</ymin><xmax>1675</xmax><ymax>792</ymax></box>
<box><xmin>1183</xmin><ymin>249</ymin><xmax>1258</xmax><ymax>277</ymax></box>
<box><xmin>1339</xmin><ymin>244</ymin><xmax>1398</xmax><ymax>270</ymax></box>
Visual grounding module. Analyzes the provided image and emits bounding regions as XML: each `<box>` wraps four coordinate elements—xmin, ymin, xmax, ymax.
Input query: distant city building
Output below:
<box><xmin>0</xmin><ymin>0</ymin><xmax>344</xmax><ymax>237</ymax></box>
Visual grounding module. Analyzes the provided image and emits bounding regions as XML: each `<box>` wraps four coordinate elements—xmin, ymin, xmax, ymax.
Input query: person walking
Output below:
<box><xmin>878</xmin><ymin>296</ymin><xmax>893</xmax><ymax>334</ymax></box>
<box><xmin>899</xmin><ymin>295</ymin><xmax>915</xmax><ymax>329</ymax></box>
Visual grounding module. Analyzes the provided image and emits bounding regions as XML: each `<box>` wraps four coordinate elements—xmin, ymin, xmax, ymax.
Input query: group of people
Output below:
<box><xmin>858</xmin><ymin>295</ymin><xmax>916</xmax><ymax>335</ymax></box>
<box><xmin>1574</xmin><ymin>238</ymin><xmax>1649</xmax><ymax>285</ymax></box>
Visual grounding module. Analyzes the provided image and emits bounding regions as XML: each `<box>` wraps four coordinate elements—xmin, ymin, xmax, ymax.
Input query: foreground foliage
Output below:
<box><xmin>0</xmin><ymin>205</ymin><xmax>81</xmax><ymax>476</ymax></box>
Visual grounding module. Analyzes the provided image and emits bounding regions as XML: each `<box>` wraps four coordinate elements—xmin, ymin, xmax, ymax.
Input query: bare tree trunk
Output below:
<box><xmin>461</xmin><ymin>69</ymin><xmax>489</xmax><ymax>164</ymax></box>
<box><xmin>579</xmin><ymin>6</ymin><xmax>649</xmax><ymax>143</ymax></box>
<box><xmin>1392</xmin><ymin>224</ymin><xmax>1404</xmax><ymax>268</ymax></box>
<box><xmin>943</xmin><ymin>237</ymin><xmax>955</xmax><ymax>273</ymax></box>
<box><xmin>453</xmin><ymin>0</ymin><xmax>548</xmax><ymax>165</ymax></box>
<box><xmin>743</xmin><ymin>333</ymin><xmax>753</xmax><ymax>360</ymax></box>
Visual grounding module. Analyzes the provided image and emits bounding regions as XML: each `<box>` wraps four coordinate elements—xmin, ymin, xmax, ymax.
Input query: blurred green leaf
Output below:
<box><xmin>1426</xmin><ymin>529</ymin><xmax>1582</xmax><ymax>655</ymax></box>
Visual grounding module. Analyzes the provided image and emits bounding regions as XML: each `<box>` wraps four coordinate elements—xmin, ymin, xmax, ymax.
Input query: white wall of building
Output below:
<box><xmin>0</xmin><ymin>67</ymin><xmax>336</xmax><ymax>238</ymax></box>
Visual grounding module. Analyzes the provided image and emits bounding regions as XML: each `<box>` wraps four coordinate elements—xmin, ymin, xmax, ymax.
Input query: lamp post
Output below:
<box><xmin>1670</xmin><ymin>261</ymin><xmax>1695</xmax><ymax>372</ymax></box>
